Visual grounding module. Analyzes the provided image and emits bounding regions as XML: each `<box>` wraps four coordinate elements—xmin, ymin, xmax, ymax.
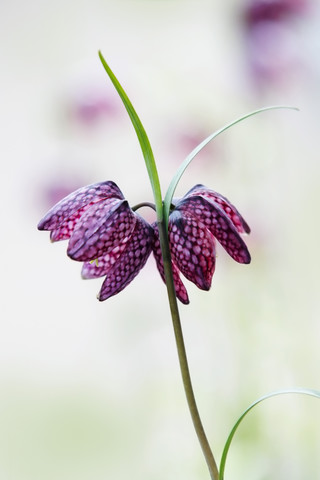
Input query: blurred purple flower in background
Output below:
<box><xmin>38</xmin><ymin>181</ymin><xmax>250</xmax><ymax>303</ymax></box>
<box><xmin>68</xmin><ymin>87</ymin><xmax>119</xmax><ymax>126</ymax></box>
<box><xmin>243</xmin><ymin>0</ymin><xmax>310</xmax><ymax>86</ymax></box>
<box><xmin>38</xmin><ymin>174</ymin><xmax>88</xmax><ymax>211</ymax></box>
<box><xmin>62</xmin><ymin>60</ymin><xmax>123</xmax><ymax>129</ymax></box>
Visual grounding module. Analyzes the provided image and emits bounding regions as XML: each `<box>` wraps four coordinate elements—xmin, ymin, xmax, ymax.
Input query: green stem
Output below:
<box><xmin>132</xmin><ymin>202</ymin><xmax>156</xmax><ymax>212</ymax></box>
<box><xmin>157</xmin><ymin>217</ymin><xmax>219</xmax><ymax>480</ymax></box>
<box><xmin>98</xmin><ymin>50</ymin><xmax>219</xmax><ymax>478</ymax></box>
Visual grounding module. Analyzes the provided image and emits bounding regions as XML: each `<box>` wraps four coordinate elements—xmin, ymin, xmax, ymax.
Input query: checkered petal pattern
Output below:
<box><xmin>38</xmin><ymin>181</ymin><xmax>154</xmax><ymax>301</ymax></box>
<box><xmin>168</xmin><ymin>210</ymin><xmax>216</xmax><ymax>290</ymax></box>
<box><xmin>177</xmin><ymin>195</ymin><xmax>251</xmax><ymax>264</ymax></box>
<box><xmin>152</xmin><ymin>184</ymin><xmax>250</xmax><ymax>303</ymax></box>
<box><xmin>184</xmin><ymin>184</ymin><xmax>250</xmax><ymax>234</ymax></box>
<box><xmin>151</xmin><ymin>223</ymin><xmax>190</xmax><ymax>305</ymax></box>
<box><xmin>38</xmin><ymin>180</ymin><xmax>250</xmax><ymax>304</ymax></box>
<box><xmin>38</xmin><ymin>181</ymin><xmax>124</xmax><ymax>239</ymax></box>
<box><xmin>97</xmin><ymin>215</ymin><xmax>153</xmax><ymax>301</ymax></box>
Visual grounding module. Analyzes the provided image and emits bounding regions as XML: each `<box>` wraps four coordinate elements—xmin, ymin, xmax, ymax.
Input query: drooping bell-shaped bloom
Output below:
<box><xmin>38</xmin><ymin>180</ymin><xmax>251</xmax><ymax>304</ymax></box>
<box><xmin>38</xmin><ymin>181</ymin><xmax>154</xmax><ymax>301</ymax></box>
<box><xmin>152</xmin><ymin>184</ymin><xmax>251</xmax><ymax>304</ymax></box>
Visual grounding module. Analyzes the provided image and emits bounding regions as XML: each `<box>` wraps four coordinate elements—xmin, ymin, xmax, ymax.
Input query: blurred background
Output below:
<box><xmin>1</xmin><ymin>0</ymin><xmax>320</xmax><ymax>478</ymax></box>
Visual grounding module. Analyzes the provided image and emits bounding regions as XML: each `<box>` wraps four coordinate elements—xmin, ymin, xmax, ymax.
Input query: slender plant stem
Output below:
<box><xmin>132</xmin><ymin>201</ymin><xmax>156</xmax><ymax>212</ymax></box>
<box><xmin>99</xmin><ymin>50</ymin><xmax>220</xmax><ymax>479</ymax></box>
<box><xmin>157</xmin><ymin>217</ymin><xmax>219</xmax><ymax>480</ymax></box>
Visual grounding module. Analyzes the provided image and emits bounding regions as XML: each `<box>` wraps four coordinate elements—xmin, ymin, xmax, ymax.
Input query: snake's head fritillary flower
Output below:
<box><xmin>152</xmin><ymin>184</ymin><xmax>251</xmax><ymax>304</ymax></box>
<box><xmin>38</xmin><ymin>181</ymin><xmax>154</xmax><ymax>301</ymax></box>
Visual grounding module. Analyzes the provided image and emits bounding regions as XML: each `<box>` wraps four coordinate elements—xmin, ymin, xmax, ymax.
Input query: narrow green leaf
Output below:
<box><xmin>163</xmin><ymin>105</ymin><xmax>299</xmax><ymax>226</ymax></box>
<box><xmin>98</xmin><ymin>51</ymin><xmax>163</xmax><ymax>218</ymax></box>
<box><xmin>219</xmin><ymin>387</ymin><xmax>320</xmax><ymax>480</ymax></box>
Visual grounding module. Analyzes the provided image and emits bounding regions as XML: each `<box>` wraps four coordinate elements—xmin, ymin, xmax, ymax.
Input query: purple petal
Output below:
<box><xmin>49</xmin><ymin>198</ymin><xmax>118</xmax><ymax>242</ymax></box>
<box><xmin>38</xmin><ymin>180</ymin><xmax>124</xmax><ymax>233</ymax></box>
<box><xmin>97</xmin><ymin>215</ymin><xmax>153</xmax><ymax>301</ymax></box>
<box><xmin>151</xmin><ymin>223</ymin><xmax>189</xmax><ymax>305</ymax></box>
<box><xmin>67</xmin><ymin>200</ymin><xmax>136</xmax><ymax>262</ymax></box>
<box><xmin>177</xmin><ymin>195</ymin><xmax>251</xmax><ymax>264</ymax></box>
<box><xmin>49</xmin><ymin>204</ymin><xmax>91</xmax><ymax>242</ymax></box>
<box><xmin>81</xmin><ymin>242</ymin><xmax>128</xmax><ymax>279</ymax></box>
<box><xmin>169</xmin><ymin>210</ymin><xmax>216</xmax><ymax>290</ymax></box>
<box><xmin>184</xmin><ymin>184</ymin><xmax>250</xmax><ymax>234</ymax></box>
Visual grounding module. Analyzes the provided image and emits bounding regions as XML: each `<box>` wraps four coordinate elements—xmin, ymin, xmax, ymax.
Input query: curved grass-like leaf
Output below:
<box><xmin>163</xmin><ymin>106</ymin><xmax>299</xmax><ymax>226</ymax></box>
<box><xmin>98</xmin><ymin>51</ymin><xmax>163</xmax><ymax>219</ymax></box>
<box><xmin>219</xmin><ymin>387</ymin><xmax>320</xmax><ymax>480</ymax></box>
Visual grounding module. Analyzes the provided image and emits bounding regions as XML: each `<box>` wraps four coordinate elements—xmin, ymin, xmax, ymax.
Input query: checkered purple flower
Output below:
<box><xmin>38</xmin><ymin>181</ymin><xmax>250</xmax><ymax>304</ymax></box>
<box><xmin>38</xmin><ymin>181</ymin><xmax>153</xmax><ymax>301</ymax></box>
<box><xmin>152</xmin><ymin>184</ymin><xmax>251</xmax><ymax>304</ymax></box>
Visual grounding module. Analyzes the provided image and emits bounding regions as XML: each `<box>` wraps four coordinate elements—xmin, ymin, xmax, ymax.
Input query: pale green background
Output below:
<box><xmin>1</xmin><ymin>0</ymin><xmax>320</xmax><ymax>479</ymax></box>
